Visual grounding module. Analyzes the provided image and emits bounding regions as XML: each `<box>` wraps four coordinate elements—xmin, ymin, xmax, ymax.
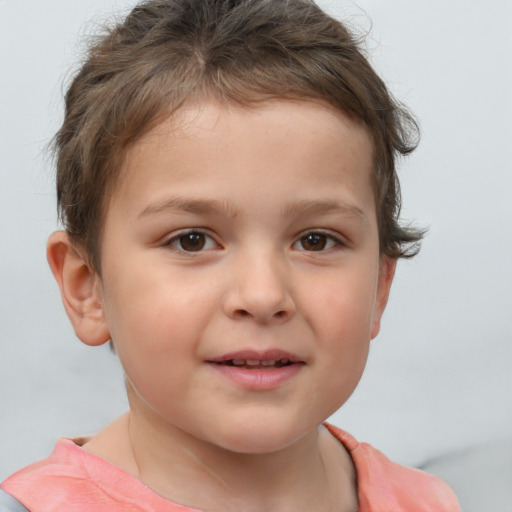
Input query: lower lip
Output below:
<box><xmin>208</xmin><ymin>363</ymin><xmax>303</xmax><ymax>390</ymax></box>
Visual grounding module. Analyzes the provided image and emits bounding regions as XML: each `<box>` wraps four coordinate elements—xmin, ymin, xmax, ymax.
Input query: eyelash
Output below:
<box><xmin>164</xmin><ymin>229</ymin><xmax>344</xmax><ymax>253</ymax></box>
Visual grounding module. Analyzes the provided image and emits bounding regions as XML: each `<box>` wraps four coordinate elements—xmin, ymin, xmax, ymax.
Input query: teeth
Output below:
<box><xmin>224</xmin><ymin>358</ymin><xmax>293</xmax><ymax>367</ymax></box>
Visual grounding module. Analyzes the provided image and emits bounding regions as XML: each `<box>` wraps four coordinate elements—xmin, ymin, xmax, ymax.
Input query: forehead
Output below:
<box><xmin>111</xmin><ymin>99</ymin><xmax>375</xmax><ymax>221</ymax></box>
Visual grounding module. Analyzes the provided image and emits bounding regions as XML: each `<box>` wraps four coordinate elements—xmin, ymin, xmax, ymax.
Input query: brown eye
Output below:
<box><xmin>293</xmin><ymin>231</ymin><xmax>342</xmax><ymax>252</ymax></box>
<box><xmin>178</xmin><ymin>233</ymin><xmax>206</xmax><ymax>251</ymax></box>
<box><xmin>300</xmin><ymin>233</ymin><xmax>327</xmax><ymax>251</ymax></box>
<box><xmin>167</xmin><ymin>230</ymin><xmax>218</xmax><ymax>253</ymax></box>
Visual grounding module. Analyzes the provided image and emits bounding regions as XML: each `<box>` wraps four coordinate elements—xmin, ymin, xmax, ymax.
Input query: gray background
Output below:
<box><xmin>1</xmin><ymin>0</ymin><xmax>511</xmax><ymax>508</ymax></box>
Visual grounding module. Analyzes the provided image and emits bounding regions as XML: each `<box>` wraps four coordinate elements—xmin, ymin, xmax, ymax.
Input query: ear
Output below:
<box><xmin>371</xmin><ymin>256</ymin><xmax>397</xmax><ymax>339</ymax></box>
<box><xmin>47</xmin><ymin>231</ymin><xmax>110</xmax><ymax>346</ymax></box>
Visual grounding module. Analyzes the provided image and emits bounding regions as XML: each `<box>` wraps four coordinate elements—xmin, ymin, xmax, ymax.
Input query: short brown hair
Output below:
<box><xmin>54</xmin><ymin>0</ymin><xmax>423</xmax><ymax>271</ymax></box>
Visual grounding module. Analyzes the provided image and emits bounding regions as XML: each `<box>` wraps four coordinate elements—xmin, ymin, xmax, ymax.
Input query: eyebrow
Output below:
<box><xmin>138</xmin><ymin>197</ymin><xmax>240</xmax><ymax>218</ymax></box>
<box><xmin>282</xmin><ymin>199</ymin><xmax>367</xmax><ymax>223</ymax></box>
<box><xmin>138</xmin><ymin>196</ymin><xmax>366</xmax><ymax>223</ymax></box>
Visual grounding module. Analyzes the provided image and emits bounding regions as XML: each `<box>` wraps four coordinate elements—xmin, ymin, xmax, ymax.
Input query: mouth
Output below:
<box><xmin>207</xmin><ymin>350</ymin><xmax>304</xmax><ymax>370</ymax></box>
<box><xmin>207</xmin><ymin>351</ymin><xmax>304</xmax><ymax>389</ymax></box>
<box><xmin>212</xmin><ymin>358</ymin><xmax>294</xmax><ymax>370</ymax></box>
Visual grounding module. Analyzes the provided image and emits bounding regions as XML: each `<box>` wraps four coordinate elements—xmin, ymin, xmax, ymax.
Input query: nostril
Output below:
<box><xmin>233</xmin><ymin>309</ymin><xmax>288</xmax><ymax>320</ymax></box>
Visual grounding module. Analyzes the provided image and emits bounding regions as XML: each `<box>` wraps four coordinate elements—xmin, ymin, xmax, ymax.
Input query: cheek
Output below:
<box><xmin>106</xmin><ymin>281</ymin><xmax>209</xmax><ymax>406</ymax></box>
<box><xmin>101</xmin><ymin>267</ymin><xmax>226</xmax><ymax>406</ymax></box>
<box><xmin>314</xmin><ymin>292</ymin><xmax>372</xmax><ymax>376</ymax></box>
<box><xmin>305</xmin><ymin>269</ymin><xmax>378</xmax><ymax>342</ymax></box>
<box><xmin>103</xmin><ymin>260</ymin><xmax>218</xmax><ymax>346</ymax></box>
<box><xmin>301</xmin><ymin>270</ymin><xmax>377</xmax><ymax>402</ymax></box>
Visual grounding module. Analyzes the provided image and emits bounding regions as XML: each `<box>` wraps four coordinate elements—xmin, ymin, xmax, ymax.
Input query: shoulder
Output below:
<box><xmin>324</xmin><ymin>423</ymin><xmax>461</xmax><ymax>512</ymax></box>
<box><xmin>2</xmin><ymin>438</ymin><xmax>115</xmax><ymax>512</ymax></box>
<box><xmin>1</xmin><ymin>439</ymin><xmax>191</xmax><ymax>512</ymax></box>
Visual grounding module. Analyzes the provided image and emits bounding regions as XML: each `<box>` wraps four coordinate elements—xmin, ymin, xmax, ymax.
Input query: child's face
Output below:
<box><xmin>93</xmin><ymin>100</ymin><xmax>394</xmax><ymax>453</ymax></box>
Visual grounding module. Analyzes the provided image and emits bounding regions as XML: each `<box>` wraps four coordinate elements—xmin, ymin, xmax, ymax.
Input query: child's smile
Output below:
<box><xmin>93</xmin><ymin>99</ymin><xmax>394</xmax><ymax>455</ymax></box>
<box><xmin>206</xmin><ymin>348</ymin><xmax>305</xmax><ymax>390</ymax></box>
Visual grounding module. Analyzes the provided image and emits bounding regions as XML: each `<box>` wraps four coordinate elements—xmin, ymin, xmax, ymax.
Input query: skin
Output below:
<box><xmin>48</xmin><ymin>100</ymin><xmax>396</xmax><ymax>512</ymax></box>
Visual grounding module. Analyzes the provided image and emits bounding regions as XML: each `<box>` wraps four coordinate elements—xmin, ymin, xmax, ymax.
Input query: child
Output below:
<box><xmin>1</xmin><ymin>0</ymin><xmax>461</xmax><ymax>510</ymax></box>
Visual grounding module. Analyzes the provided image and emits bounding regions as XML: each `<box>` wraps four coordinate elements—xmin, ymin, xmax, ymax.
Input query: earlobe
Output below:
<box><xmin>47</xmin><ymin>231</ymin><xmax>110</xmax><ymax>346</ymax></box>
<box><xmin>370</xmin><ymin>256</ymin><xmax>397</xmax><ymax>339</ymax></box>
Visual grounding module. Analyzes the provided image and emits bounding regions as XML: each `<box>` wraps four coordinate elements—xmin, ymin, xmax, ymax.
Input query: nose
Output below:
<box><xmin>222</xmin><ymin>251</ymin><xmax>296</xmax><ymax>324</ymax></box>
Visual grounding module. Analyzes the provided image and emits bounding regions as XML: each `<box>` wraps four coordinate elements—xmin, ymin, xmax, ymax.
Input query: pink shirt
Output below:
<box><xmin>2</xmin><ymin>424</ymin><xmax>460</xmax><ymax>511</ymax></box>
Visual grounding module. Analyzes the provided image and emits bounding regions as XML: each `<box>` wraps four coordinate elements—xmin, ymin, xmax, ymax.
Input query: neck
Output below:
<box><xmin>84</xmin><ymin>409</ymin><xmax>357</xmax><ymax>512</ymax></box>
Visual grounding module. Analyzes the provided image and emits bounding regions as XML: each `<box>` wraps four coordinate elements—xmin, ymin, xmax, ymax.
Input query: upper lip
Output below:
<box><xmin>207</xmin><ymin>349</ymin><xmax>304</xmax><ymax>363</ymax></box>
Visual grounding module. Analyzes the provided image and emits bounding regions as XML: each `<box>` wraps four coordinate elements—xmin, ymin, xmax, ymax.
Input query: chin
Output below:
<box><xmin>204</xmin><ymin>417</ymin><xmax>315</xmax><ymax>455</ymax></box>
